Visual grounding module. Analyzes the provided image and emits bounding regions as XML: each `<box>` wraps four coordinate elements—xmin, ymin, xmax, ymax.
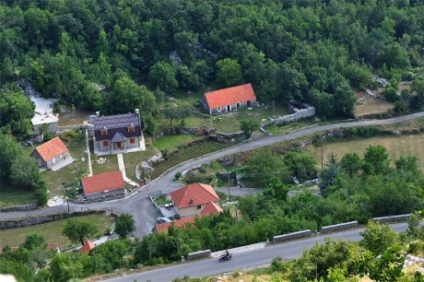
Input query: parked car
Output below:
<box><xmin>157</xmin><ymin>217</ymin><xmax>172</xmax><ymax>224</ymax></box>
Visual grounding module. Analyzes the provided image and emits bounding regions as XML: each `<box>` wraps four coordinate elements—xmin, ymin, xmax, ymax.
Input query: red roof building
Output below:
<box><xmin>81</xmin><ymin>171</ymin><xmax>126</xmax><ymax>201</ymax></box>
<box><xmin>31</xmin><ymin>137</ymin><xmax>70</xmax><ymax>169</ymax></box>
<box><xmin>153</xmin><ymin>217</ymin><xmax>196</xmax><ymax>233</ymax></box>
<box><xmin>80</xmin><ymin>240</ymin><xmax>96</xmax><ymax>253</ymax></box>
<box><xmin>170</xmin><ymin>183</ymin><xmax>221</xmax><ymax>218</ymax></box>
<box><xmin>201</xmin><ymin>201</ymin><xmax>223</xmax><ymax>216</ymax></box>
<box><xmin>200</xmin><ymin>83</ymin><xmax>257</xmax><ymax>115</ymax></box>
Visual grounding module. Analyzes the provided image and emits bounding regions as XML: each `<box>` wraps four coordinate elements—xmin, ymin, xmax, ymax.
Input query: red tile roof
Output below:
<box><xmin>201</xmin><ymin>201</ymin><xmax>223</xmax><ymax>216</ymax></box>
<box><xmin>170</xmin><ymin>183</ymin><xmax>220</xmax><ymax>209</ymax></box>
<box><xmin>204</xmin><ymin>83</ymin><xmax>256</xmax><ymax>109</ymax></box>
<box><xmin>34</xmin><ymin>137</ymin><xmax>68</xmax><ymax>162</ymax></box>
<box><xmin>47</xmin><ymin>242</ymin><xmax>61</xmax><ymax>252</ymax></box>
<box><xmin>154</xmin><ymin>217</ymin><xmax>196</xmax><ymax>233</ymax></box>
<box><xmin>82</xmin><ymin>171</ymin><xmax>125</xmax><ymax>195</ymax></box>
<box><xmin>80</xmin><ymin>240</ymin><xmax>96</xmax><ymax>253</ymax></box>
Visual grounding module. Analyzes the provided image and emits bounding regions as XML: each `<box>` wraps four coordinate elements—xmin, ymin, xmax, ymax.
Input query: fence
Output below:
<box><xmin>373</xmin><ymin>214</ymin><xmax>412</xmax><ymax>224</ymax></box>
<box><xmin>272</xmin><ymin>230</ymin><xmax>312</xmax><ymax>243</ymax></box>
<box><xmin>188</xmin><ymin>249</ymin><xmax>211</xmax><ymax>260</ymax></box>
<box><xmin>320</xmin><ymin>221</ymin><xmax>359</xmax><ymax>234</ymax></box>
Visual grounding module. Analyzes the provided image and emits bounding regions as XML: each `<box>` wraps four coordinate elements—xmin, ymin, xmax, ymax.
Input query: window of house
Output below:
<box><xmin>129</xmin><ymin>137</ymin><xmax>135</xmax><ymax>144</ymax></box>
<box><xmin>103</xmin><ymin>141</ymin><xmax>109</xmax><ymax>147</ymax></box>
<box><xmin>101</xmin><ymin>127</ymin><xmax>108</xmax><ymax>136</ymax></box>
<box><xmin>128</xmin><ymin>124</ymin><xmax>135</xmax><ymax>133</ymax></box>
<box><xmin>197</xmin><ymin>205</ymin><xmax>201</xmax><ymax>210</ymax></box>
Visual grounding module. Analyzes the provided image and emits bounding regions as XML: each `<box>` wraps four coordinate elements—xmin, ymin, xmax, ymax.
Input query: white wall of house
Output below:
<box><xmin>175</xmin><ymin>204</ymin><xmax>209</xmax><ymax>218</ymax></box>
<box><xmin>95</xmin><ymin>136</ymin><xmax>141</xmax><ymax>153</ymax></box>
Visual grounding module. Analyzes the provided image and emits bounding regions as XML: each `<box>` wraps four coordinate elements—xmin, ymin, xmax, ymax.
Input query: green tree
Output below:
<box><xmin>240</xmin><ymin>118</ymin><xmax>259</xmax><ymax>138</ymax></box>
<box><xmin>0</xmin><ymin>134</ymin><xmax>21</xmax><ymax>183</ymax></box>
<box><xmin>360</xmin><ymin>221</ymin><xmax>399</xmax><ymax>255</ymax></box>
<box><xmin>245</xmin><ymin>148</ymin><xmax>290</xmax><ymax>187</ymax></box>
<box><xmin>383</xmin><ymin>86</ymin><xmax>399</xmax><ymax>102</ymax></box>
<box><xmin>149</xmin><ymin>61</ymin><xmax>178</xmax><ymax>93</ymax></box>
<box><xmin>340</xmin><ymin>152</ymin><xmax>362</xmax><ymax>177</ymax></box>
<box><xmin>62</xmin><ymin>218</ymin><xmax>98</xmax><ymax>245</ymax></box>
<box><xmin>163</xmin><ymin>104</ymin><xmax>191</xmax><ymax>126</ymax></box>
<box><xmin>284</xmin><ymin>151</ymin><xmax>318</xmax><ymax>181</ymax></box>
<box><xmin>10</xmin><ymin>155</ymin><xmax>41</xmax><ymax>191</ymax></box>
<box><xmin>215</xmin><ymin>58</ymin><xmax>243</xmax><ymax>88</ymax></box>
<box><xmin>0</xmin><ymin>89</ymin><xmax>34</xmax><ymax>138</ymax></box>
<box><xmin>362</xmin><ymin>145</ymin><xmax>390</xmax><ymax>175</ymax></box>
<box><xmin>90</xmin><ymin>240</ymin><xmax>130</xmax><ymax>273</ymax></box>
<box><xmin>115</xmin><ymin>214</ymin><xmax>136</xmax><ymax>238</ymax></box>
<box><xmin>20</xmin><ymin>233</ymin><xmax>47</xmax><ymax>251</ymax></box>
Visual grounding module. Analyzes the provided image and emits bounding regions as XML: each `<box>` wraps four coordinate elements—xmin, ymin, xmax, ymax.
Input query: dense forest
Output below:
<box><xmin>2</xmin><ymin>0</ymin><xmax>424</xmax><ymax>136</ymax></box>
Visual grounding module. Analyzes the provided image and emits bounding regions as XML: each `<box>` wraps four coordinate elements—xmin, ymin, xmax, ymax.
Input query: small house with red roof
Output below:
<box><xmin>81</xmin><ymin>171</ymin><xmax>125</xmax><ymax>201</ymax></box>
<box><xmin>31</xmin><ymin>137</ymin><xmax>70</xmax><ymax>169</ymax></box>
<box><xmin>153</xmin><ymin>216</ymin><xmax>196</xmax><ymax>233</ymax></box>
<box><xmin>80</xmin><ymin>240</ymin><xmax>96</xmax><ymax>253</ymax></box>
<box><xmin>170</xmin><ymin>183</ymin><xmax>221</xmax><ymax>218</ymax></box>
<box><xmin>200</xmin><ymin>83</ymin><xmax>257</xmax><ymax>115</ymax></box>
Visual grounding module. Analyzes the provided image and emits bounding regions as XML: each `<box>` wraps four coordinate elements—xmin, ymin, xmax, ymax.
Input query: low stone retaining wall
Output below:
<box><xmin>188</xmin><ymin>249</ymin><xmax>211</xmax><ymax>260</ymax></box>
<box><xmin>273</xmin><ymin>229</ymin><xmax>312</xmax><ymax>243</ymax></box>
<box><xmin>0</xmin><ymin>210</ymin><xmax>106</xmax><ymax>230</ymax></box>
<box><xmin>0</xmin><ymin>203</ymin><xmax>38</xmax><ymax>212</ymax></box>
<box><xmin>320</xmin><ymin>221</ymin><xmax>359</xmax><ymax>234</ymax></box>
<box><xmin>373</xmin><ymin>214</ymin><xmax>412</xmax><ymax>224</ymax></box>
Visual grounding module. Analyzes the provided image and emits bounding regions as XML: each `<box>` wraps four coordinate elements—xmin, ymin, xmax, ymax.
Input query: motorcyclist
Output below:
<box><xmin>225</xmin><ymin>249</ymin><xmax>229</xmax><ymax>258</ymax></box>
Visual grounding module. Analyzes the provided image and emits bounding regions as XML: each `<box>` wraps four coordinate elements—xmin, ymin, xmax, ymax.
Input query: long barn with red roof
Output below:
<box><xmin>200</xmin><ymin>83</ymin><xmax>257</xmax><ymax>115</ymax></box>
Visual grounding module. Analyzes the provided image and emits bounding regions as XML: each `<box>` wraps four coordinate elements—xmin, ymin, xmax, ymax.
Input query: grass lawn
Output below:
<box><xmin>91</xmin><ymin>154</ymin><xmax>120</xmax><ymax>175</ymax></box>
<box><xmin>37</xmin><ymin>133</ymin><xmax>89</xmax><ymax>198</ymax></box>
<box><xmin>153</xmin><ymin>135</ymin><xmax>200</xmax><ymax>153</ymax></box>
<box><xmin>0</xmin><ymin>213</ymin><xmax>114</xmax><ymax>249</ymax></box>
<box><xmin>355</xmin><ymin>95</ymin><xmax>393</xmax><ymax>116</ymax></box>
<box><xmin>383</xmin><ymin>117</ymin><xmax>424</xmax><ymax>130</ymax></box>
<box><xmin>58</xmin><ymin>106</ymin><xmax>91</xmax><ymax>126</ymax></box>
<box><xmin>0</xmin><ymin>185</ymin><xmax>37</xmax><ymax>208</ymax></box>
<box><xmin>266</xmin><ymin>119</ymin><xmax>319</xmax><ymax>135</ymax></box>
<box><xmin>123</xmin><ymin>142</ymin><xmax>159</xmax><ymax>180</ymax></box>
<box><xmin>307</xmin><ymin>134</ymin><xmax>424</xmax><ymax>170</ymax></box>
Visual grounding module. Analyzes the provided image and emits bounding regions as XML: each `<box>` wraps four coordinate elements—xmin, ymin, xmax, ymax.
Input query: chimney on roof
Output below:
<box><xmin>96</xmin><ymin>111</ymin><xmax>100</xmax><ymax>116</ymax></box>
<box><xmin>135</xmin><ymin>108</ymin><xmax>139</xmax><ymax>114</ymax></box>
<box><xmin>189</xmin><ymin>198</ymin><xmax>193</xmax><ymax>206</ymax></box>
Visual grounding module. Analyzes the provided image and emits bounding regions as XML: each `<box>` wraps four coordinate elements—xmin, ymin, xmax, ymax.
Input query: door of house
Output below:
<box><xmin>116</xmin><ymin>142</ymin><xmax>122</xmax><ymax>149</ymax></box>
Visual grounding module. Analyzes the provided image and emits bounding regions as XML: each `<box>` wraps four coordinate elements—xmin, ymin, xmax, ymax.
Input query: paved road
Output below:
<box><xmin>103</xmin><ymin>222</ymin><xmax>410</xmax><ymax>282</ymax></box>
<box><xmin>2</xmin><ymin>112</ymin><xmax>424</xmax><ymax>237</ymax></box>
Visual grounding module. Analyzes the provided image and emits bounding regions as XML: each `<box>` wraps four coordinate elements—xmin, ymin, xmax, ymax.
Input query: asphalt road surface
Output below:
<box><xmin>103</xmin><ymin>222</ymin><xmax>410</xmax><ymax>282</ymax></box>
<box><xmin>2</xmin><ymin>112</ymin><xmax>424</xmax><ymax>237</ymax></box>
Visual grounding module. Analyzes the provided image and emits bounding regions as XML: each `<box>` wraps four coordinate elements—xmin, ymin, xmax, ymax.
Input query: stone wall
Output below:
<box><xmin>154</xmin><ymin>126</ymin><xmax>213</xmax><ymax>140</ymax></box>
<box><xmin>0</xmin><ymin>210</ymin><xmax>105</xmax><ymax>230</ymax></box>
<box><xmin>270</xmin><ymin>106</ymin><xmax>315</xmax><ymax>125</ymax></box>
<box><xmin>0</xmin><ymin>203</ymin><xmax>38</xmax><ymax>212</ymax></box>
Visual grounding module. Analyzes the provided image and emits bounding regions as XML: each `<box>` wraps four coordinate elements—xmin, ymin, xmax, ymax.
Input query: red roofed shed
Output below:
<box><xmin>80</xmin><ymin>240</ymin><xmax>96</xmax><ymax>253</ymax></box>
<box><xmin>200</xmin><ymin>83</ymin><xmax>257</xmax><ymax>115</ymax></box>
<box><xmin>81</xmin><ymin>171</ymin><xmax>126</xmax><ymax>201</ymax></box>
<box><xmin>153</xmin><ymin>217</ymin><xmax>196</xmax><ymax>233</ymax></box>
<box><xmin>31</xmin><ymin>137</ymin><xmax>70</xmax><ymax>169</ymax></box>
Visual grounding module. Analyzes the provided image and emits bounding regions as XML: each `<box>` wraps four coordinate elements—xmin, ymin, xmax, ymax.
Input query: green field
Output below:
<box><xmin>0</xmin><ymin>213</ymin><xmax>114</xmax><ymax>249</ymax></box>
<box><xmin>0</xmin><ymin>185</ymin><xmax>37</xmax><ymax>208</ymax></box>
<box><xmin>307</xmin><ymin>134</ymin><xmax>424</xmax><ymax>170</ymax></box>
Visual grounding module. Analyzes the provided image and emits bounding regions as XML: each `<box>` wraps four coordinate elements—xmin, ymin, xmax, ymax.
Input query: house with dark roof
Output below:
<box><xmin>81</xmin><ymin>171</ymin><xmax>125</xmax><ymax>201</ymax></box>
<box><xmin>30</xmin><ymin>137</ymin><xmax>71</xmax><ymax>170</ymax></box>
<box><xmin>200</xmin><ymin>83</ymin><xmax>257</xmax><ymax>115</ymax></box>
<box><xmin>169</xmin><ymin>183</ymin><xmax>221</xmax><ymax>218</ymax></box>
<box><xmin>91</xmin><ymin>109</ymin><xmax>145</xmax><ymax>155</ymax></box>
